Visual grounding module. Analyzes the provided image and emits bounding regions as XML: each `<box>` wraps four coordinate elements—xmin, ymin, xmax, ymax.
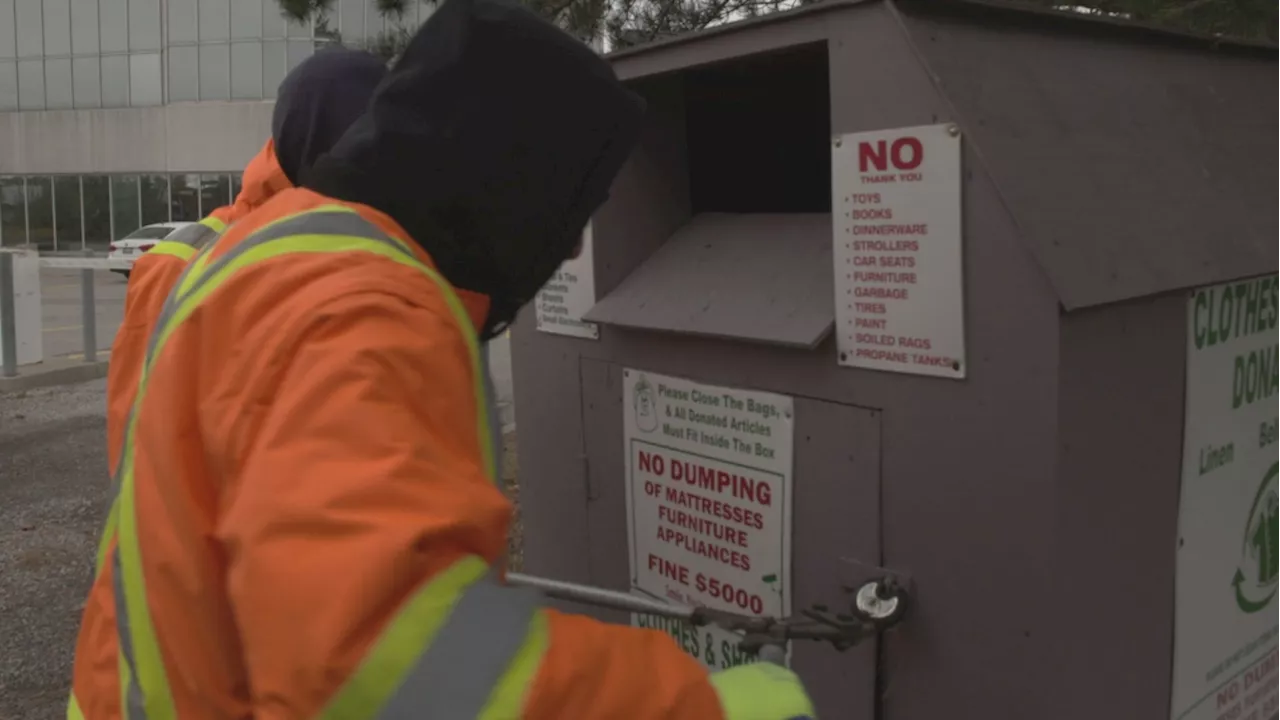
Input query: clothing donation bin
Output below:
<box><xmin>509</xmin><ymin>1</ymin><xmax>1278</xmax><ymax>718</ymax></box>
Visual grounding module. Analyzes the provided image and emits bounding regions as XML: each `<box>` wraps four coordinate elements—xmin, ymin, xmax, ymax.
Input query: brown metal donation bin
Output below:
<box><xmin>509</xmin><ymin>1</ymin><xmax>1279</xmax><ymax>718</ymax></box>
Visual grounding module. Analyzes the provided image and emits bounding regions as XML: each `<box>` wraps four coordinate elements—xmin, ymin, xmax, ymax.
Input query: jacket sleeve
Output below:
<box><xmin>215</xmin><ymin>287</ymin><xmax>724</xmax><ymax>720</ymax></box>
<box><xmin>105</xmin><ymin>251</ymin><xmax>191</xmax><ymax>473</ymax></box>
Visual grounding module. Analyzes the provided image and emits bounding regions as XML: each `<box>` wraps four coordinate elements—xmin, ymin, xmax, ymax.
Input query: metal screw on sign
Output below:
<box><xmin>833</xmin><ymin>137</ymin><xmax>843</xmax><ymax>148</ymax></box>
<box><xmin>947</xmin><ymin>124</ymin><xmax>961</xmax><ymax>137</ymax></box>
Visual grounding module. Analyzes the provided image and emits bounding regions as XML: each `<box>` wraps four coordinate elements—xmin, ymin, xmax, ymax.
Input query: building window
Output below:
<box><xmin>232</xmin><ymin>0</ymin><xmax>264</xmax><ymax>39</ymax></box>
<box><xmin>26</xmin><ymin>176</ymin><xmax>54</xmax><ymax>252</ymax></box>
<box><xmin>15</xmin><ymin>0</ymin><xmax>44</xmax><ymax>58</ymax></box>
<box><xmin>102</xmin><ymin>55</ymin><xmax>129</xmax><ymax>107</ymax></box>
<box><xmin>169</xmin><ymin>0</ymin><xmax>198</xmax><ymax>44</ymax></box>
<box><xmin>230</xmin><ymin>172</ymin><xmax>244</xmax><ymax>200</ymax></box>
<box><xmin>17</xmin><ymin>58</ymin><xmax>44</xmax><ymax>110</ymax></box>
<box><xmin>201</xmin><ymin>173</ymin><xmax>231</xmax><ymax>214</ymax></box>
<box><xmin>53</xmin><ymin>175</ymin><xmax>83</xmax><ymax>250</ymax></box>
<box><xmin>71</xmin><ymin>0</ymin><xmax>101</xmax><ymax>55</ymax></box>
<box><xmin>201</xmin><ymin>0</ymin><xmax>232</xmax><ymax>41</ymax></box>
<box><xmin>129</xmin><ymin>52</ymin><xmax>162</xmax><ymax>106</ymax></box>
<box><xmin>83</xmin><ymin>176</ymin><xmax>112</xmax><ymax>249</ymax></box>
<box><xmin>0</xmin><ymin>177</ymin><xmax>27</xmax><ymax>247</ymax></box>
<box><xmin>262</xmin><ymin>0</ymin><xmax>287</xmax><ymax>38</ymax></box>
<box><xmin>100</xmin><ymin>0</ymin><xmax>129</xmax><ymax>53</ymax></box>
<box><xmin>111</xmin><ymin>175</ymin><xmax>140</xmax><ymax>238</ymax></box>
<box><xmin>230</xmin><ymin>41</ymin><xmax>263</xmax><ymax>99</ymax></box>
<box><xmin>339</xmin><ymin>0</ymin><xmax>367</xmax><ymax>43</ymax></box>
<box><xmin>43</xmin><ymin>0</ymin><xmax>73</xmax><ymax>57</ymax></box>
<box><xmin>263</xmin><ymin>40</ymin><xmax>286</xmax><ymax>99</ymax></box>
<box><xmin>129</xmin><ymin>0</ymin><xmax>162</xmax><ymax>51</ymax></box>
<box><xmin>0</xmin><ymin>2</ymin><xmax>14</xmax><ymax>59</ymax></box>
<box><xmin>169</xmin><ymin>45</ymin><xmax>199</xmax><ymax>101</ymax></box>
<box><xmin>170</xmin><ymin>174</ymin><xmax>200</xmax><ymax>221</ymax></box>
<box><xmin>0</xmin><ymin>62</ymin><xmax>17</xmax><ymax>110</ymax></box>
<box><xmin>72</xmin><ymin>56</ymin><xmax>101</xmax><ymax>108</ymax></box>
<box><xmin>199</xmin><ymin>43</ymin><xmax>231</xmax><ymax>101</ymax></box>
<box><xmin>45</xmin><ymin>58</ymin><xmax>73</xmax><ymax>109</ymax></box>
<box><xmin>140</xmin><ymin>174</ymin><xmax>170</xmax><ymax>225</ymax></box>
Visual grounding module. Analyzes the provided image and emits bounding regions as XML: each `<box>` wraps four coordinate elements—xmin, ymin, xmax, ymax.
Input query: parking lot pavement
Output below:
<box><xmin>40</xmin><ymin>268</ymin><xmax>126</xmax><ymax>359</ymax></box>
<box><xmin>0</xmin><ymin>379</ymin><xmax>109</xmax><ymax>720</ymax></box>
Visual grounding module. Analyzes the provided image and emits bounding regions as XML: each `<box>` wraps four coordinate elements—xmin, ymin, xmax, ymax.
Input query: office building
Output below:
<box><xmin>0</xmin><ymin>0</ymin><xmax>431</xmax><ymax>250</ymax></box>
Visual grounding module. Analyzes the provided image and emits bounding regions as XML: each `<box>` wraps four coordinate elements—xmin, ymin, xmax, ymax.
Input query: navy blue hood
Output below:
<box><xmin>271</xmin><ymin>47</ymin><xmax>388</xmax><ymax>186</ymax></box>
<box><xmin>300</xmin><ymin>0</ymin><xmax>647</xmax><ymax>340</ymax></box>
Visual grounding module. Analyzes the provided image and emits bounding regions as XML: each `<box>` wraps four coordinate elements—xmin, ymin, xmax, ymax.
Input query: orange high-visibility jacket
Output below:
<box><xmin>72</xmin><ymin>187</ymin><xmax>743</xmax><ymax>719</ymax></box>
<box><xmin>105</xmin><ymin>140</ymin><xmax>290</xmax><ymax>473</ymax></box>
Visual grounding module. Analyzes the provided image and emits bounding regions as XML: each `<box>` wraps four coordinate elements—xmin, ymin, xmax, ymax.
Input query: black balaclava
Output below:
<box><xmin>300</xmin><ymin>0</ymin><xmax>647</xmax><ymax>340</ymax></box>
<box><xmin>271</xmin><ymin>47</ymin><xmax>389</xmax><ymax>186</ymax></box>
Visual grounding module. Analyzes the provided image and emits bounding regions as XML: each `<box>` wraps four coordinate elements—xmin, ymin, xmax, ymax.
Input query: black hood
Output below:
<box><xmin>300</xmin><ymin>0</ymin><xmax>647</xmax><ymax>340</ymax></box>
<box><xmin>272</xmin><ymin>47</ymin><xmax>389</xmax><ymax>186</ymax></box>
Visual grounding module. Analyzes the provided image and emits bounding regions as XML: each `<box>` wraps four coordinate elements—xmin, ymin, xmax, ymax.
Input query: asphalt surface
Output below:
<box><xmin>39</xmin><ymin>268</ymin><xmax>126</xmax><ymax>360</ymax></box>
<box><xmin>0</xmin><ymin>378</ymin><xmax>109</xmax><ymax>720</ymax></box>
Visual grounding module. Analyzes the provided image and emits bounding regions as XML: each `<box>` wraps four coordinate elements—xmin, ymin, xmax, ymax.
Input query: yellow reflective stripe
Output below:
<box><xmin>476</xmin><ymin>611</ymin><xmax>551</xmax><ymax>719</ymax></box>
<box><xmin>117</xmin><ymin>446</ymin><xmax>173</xmax><ymax>719</ymax></box>
<box><xmin>198</xmin><ymin>215</ymin><xmax>227</xmax><ymax>234</ymax></box>
<box><xmin>171</xmin><ymin>205</ymin><xmax>378</xmax><ymax>303</ymax></box>
<box><xmin>94</xmin><ymin>525</ymin><xmax>114</xmax><ymax>577</ymax></box>
<box><xmin>316</xmin><ymin>557</ymin><xmax>489</xmax><ymax>718</ymax></box>
<box><xmin>67</xmin><ymin>692</ymin><xmax>86</xmax><ymax>720</ymax></box>
<box><xmin>144</xmin><ymin>242</ymin><xmax>198</xmax><ymax>262</ymax></box>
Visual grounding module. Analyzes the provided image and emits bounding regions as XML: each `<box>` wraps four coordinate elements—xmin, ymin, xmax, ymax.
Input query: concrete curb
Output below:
<box><xmin>0</xmin><ymin>359</ymin><xmax>110</xmax><ymax>393</ymax></box>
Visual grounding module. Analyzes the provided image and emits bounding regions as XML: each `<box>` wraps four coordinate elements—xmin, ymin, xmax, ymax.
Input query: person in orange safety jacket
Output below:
<box><xmin>103</xmin><ymin>140</ymin><xmax>285</xmax><ymax>473</ymax></box>
<box><xmin>79</xmin><ymin>47</ymin><xmax>388</xmax><ymax>720</ymax></box>
<box><xmin>103</xmin><ymin>47</ymin><xmax>388</xmax><ymax>476</ymax></box>
<box><xmin>69</xmin><ymin>0</ymin><xmax>817</xmax><ymax>718</ymax></box>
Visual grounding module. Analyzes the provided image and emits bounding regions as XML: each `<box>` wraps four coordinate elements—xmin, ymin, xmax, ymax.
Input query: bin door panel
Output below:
<box><xmin>790</xmin><ymin>395</ymin><xmax>881</xmax><ymax>718</ymax></box>
<box><xmin>581</xmin><ymin>357</ymin><xmax>630</xmax><ymax>625</ymax></box>
<box><xmin>580</xmin><ymin>357</ymin><xmax>882</xmax><ymax>719</ymax></box>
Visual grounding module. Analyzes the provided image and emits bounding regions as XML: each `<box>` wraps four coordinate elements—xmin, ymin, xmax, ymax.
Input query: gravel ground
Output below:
<box><xmin>0</xmin><ymin>378</ymin><xmax>524</xmax><ymax>720</ymax></box>
<box><xmin>0</xmin><ymin>379</ymin><xmax>110</xmax><ymax>720</ymax></box>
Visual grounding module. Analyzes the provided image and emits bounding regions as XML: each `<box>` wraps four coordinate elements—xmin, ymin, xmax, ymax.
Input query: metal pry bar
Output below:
<box><xmin>503</xmin><ymin>572</ymin><xmax>909</xmax><ymax>654</ymax></box>
<box><xmin>504</xmin><ymin>572</ymin><xmax>703</xmax><ymax>623</ymax></box>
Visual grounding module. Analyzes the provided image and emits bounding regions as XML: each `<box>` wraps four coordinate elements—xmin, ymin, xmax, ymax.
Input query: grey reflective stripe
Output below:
<box><xmin>164</xmin><ymin>222</ymin><xmax>220</xmax><ymax>251</ymax></box>
<box><xmin>111</xmin><ymin>547</ymin><xmax>148</xmax><ymax>720</ymax></box>
<box><xmin>153</xmin><ymin>210</ymin><xmax>398</xmax><ymax>360</ymax></box>
<box><xmin>376</xmin><ymin>575</ymin><xmax>541</xmax><ymax>720</ymax></box>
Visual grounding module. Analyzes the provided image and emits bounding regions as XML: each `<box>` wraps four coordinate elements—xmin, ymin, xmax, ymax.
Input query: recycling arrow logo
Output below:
<box><xmin>1233</xmin><ymin>463</ymin><xmax>1279</xmax><ymax>614</ymax></box>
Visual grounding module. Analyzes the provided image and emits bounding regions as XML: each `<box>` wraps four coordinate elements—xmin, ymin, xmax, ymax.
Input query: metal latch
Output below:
<box><xmin>505</xmin><ymin>572</ymin><xmax>909</xmax><ymax>664</ymax></box>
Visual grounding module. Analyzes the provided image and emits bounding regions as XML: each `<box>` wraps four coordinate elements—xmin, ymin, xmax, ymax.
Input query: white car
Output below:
<box><xmin>107</xmin><ymin>222</ymin><xmax>197</xmax><ymax>278</ymax></box>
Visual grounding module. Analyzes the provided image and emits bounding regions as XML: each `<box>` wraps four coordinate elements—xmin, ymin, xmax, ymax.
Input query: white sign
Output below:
<box><xmin>535</xmin><ymin>224</ymin><xmax>598</xmax><ymax>339</ymax></box>
<box><xmin>1170</xmin><ymin>274</ymin><xmax>1278</xmax><ymax>720</ymax></box>
<box><xmin>623</xmin><ymin>368</ymin><xmax>794</xmax><ymax>671</ymax></box>
<box><xmin>831</xmin><ymin>123</ymin><xmax>966</xmax><ymax>379</ymax></box>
